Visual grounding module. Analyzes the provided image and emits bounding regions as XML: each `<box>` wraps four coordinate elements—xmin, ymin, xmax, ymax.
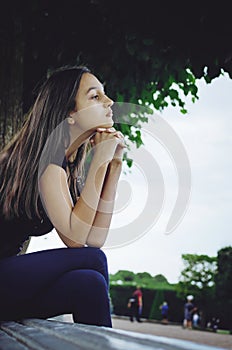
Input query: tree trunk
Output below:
<box><xmin>0</xmin><ymin>13</ymin><xmax>24</xmax><ymax>150</ymax></box>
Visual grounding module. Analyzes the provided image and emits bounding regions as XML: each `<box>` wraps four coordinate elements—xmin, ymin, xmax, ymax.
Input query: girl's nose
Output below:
<box><xmin>104</xmin><ymin>95</ymin><xmax>114</xmax><ymax>107</ymax></box>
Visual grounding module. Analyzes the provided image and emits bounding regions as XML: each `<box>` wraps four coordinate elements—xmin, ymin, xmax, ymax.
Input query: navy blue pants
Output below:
<box><xmin>0</xmin><ymin>247</ymin><xmax>112</xmax><ymax>327</ymax></box>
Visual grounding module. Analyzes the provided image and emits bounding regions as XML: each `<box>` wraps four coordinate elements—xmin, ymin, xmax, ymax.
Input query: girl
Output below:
<box><xmin>0</xmin><ymin>66</ymin><xmax>125</xmax><ymax>326</ymax></box>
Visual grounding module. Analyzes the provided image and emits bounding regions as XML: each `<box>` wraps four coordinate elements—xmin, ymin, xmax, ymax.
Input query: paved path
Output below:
<box><xmin>53</xmin><ymin>314</ymin><xmax>232</xmax><ymax>349</ymax></box>
<box><xmin>112</xmin><ymin>317</ymin><xmax>232</xmax><ymax>349</ymax></box>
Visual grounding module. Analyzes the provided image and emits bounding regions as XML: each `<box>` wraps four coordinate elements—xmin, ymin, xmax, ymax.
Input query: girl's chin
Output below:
<box><xmin>86</xmin><ymin>121</ymin><xmax>114</xmax><ymax>133</ymax></box>
<box><xmin>99</xmin><ymin>121</ymin><xmax>114</xmax><ymax>128</ymax></box>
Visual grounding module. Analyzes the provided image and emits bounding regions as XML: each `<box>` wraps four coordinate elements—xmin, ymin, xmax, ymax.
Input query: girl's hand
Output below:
<box><xmin>89</xmin><ymin>127</ymin><xmax>124</xmax><ymax>164</ymax></box>
<box><xmin>90</xmin><ymin>127</ymin><xmax>126</xmax><ymax>162</ymax></box>
<box><xmin>112</xmin><ymin>130</ymin><xmax>127</xmax><ymax>161</ymax></box>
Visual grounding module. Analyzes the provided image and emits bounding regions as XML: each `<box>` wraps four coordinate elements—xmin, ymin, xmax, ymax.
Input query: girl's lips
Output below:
<box><xmin>106</xmin><ymin>110</ymin><xmax>113</xmax><ymax>117</ymax></box>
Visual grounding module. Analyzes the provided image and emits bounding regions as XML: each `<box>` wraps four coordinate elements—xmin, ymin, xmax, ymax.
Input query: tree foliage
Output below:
<box><xmin>215</xmin><ymin>246</ymin><xmax>232</xmax><ymax>329</ymax></box>
<box><xmin>0</xmin><ymin>0</ymin><xmax>232</xmax><ymax>150</ymax></box>
<box><xmin>111</xmin><ymin>270</ymin><xmax>136</xmax><ymax>282</ymax></box>
<box><xmin>177</xmin><ymin>253</ymin><xmax>217</xmax><ymax>300</ymax></box>
<box><xmin>149</xmin><ymin>289</ymin><xmax>164</xmax><ymax>320</ymax></box>
<box><xmin>215</xmin><ymin>246</ymin><xmax>232</xmax><ymax>300</ymax></box>
<box><xmin>137</xmin><ymin>272</ymin><xmax>153</xmax><ymax>280</ymax></box>
<box><xmin>109</xmin><ymin>270</ymin><xmax>173</xmax><ymax>290</ymax></box>
<box><xmin>153</xmin><ymin>274</ymin><xmax>169</xmax><ymax>284</ymax></box>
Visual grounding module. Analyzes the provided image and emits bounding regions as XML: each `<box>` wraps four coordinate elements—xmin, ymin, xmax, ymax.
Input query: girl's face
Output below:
<box><xmin>70</xmin><ymin>73</ymin><xmax>114</xmax><ymax>132</ymax></box>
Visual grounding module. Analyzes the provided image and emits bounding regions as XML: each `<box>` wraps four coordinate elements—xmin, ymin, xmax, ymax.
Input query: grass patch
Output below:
<box><xmin>217</xmin><ymin>329</ymin><xmax>230</xmax><ymax>335</ymax></box>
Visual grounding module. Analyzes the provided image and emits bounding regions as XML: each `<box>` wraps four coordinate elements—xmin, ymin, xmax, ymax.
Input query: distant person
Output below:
<box><xmin>183</xmin><ymin>295</ymin><xmax>197</xmax><ymax>329</ymax></box>
<box><xmin>127</xmin><ymin>286</ymin><xmax>143</xmax><ymax>322</ymax></box>
<box><xmin>207</xmin><ymin>317</ymin><xmax>220</xmax><ymax>332</ymax></box>
<box><xmin>160</xmin><ymin>301</ymin><xmax>169</xmax><ymax>324</ymax></box>
<box><xmin>192</xmin><ymin>311</ymin><xmax>200</xmax><ymax>328</ymax></box>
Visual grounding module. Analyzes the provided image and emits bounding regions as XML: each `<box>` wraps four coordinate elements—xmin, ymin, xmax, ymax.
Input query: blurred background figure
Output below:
<box><xmin>160</xmin><ymin>301</ymin><xmax>169</xmax><ymax>324</ymax></box>
<box><xmin>183</xmin><ymin>295</ymin><xmax>197</xmax><ymax>329</ymax></box>
<box><xmin>192</xmin><ymin>310</ymin><xmax>200</xmax><ymax>328</ymax></box>
<box><xmin>127</xmin><ymin>286</ymin><xmax>143</xmax><ymax>322</ymax></box>
<box><xmin>207</xmin><ymin>317</ymin><xmax>220</xmax><ymax>332</ymax></box>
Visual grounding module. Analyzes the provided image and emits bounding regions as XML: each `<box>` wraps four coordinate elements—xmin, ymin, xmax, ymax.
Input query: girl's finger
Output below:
<box><xmin>105</xmin><ymin>127</ymin><xmax>116</xmax><ymax>133</ymax></box>
<box><xmin>96</xmin><ymin>127</ymin><xmax>107</xmax><ymax>132</ymax></box>
<box><xmin>114</xmin><ymin>132</ymin><xmax>127</xmax><ymax>148</ymax></box>
<box><xmin>115</xmin><ymin>131</ymin><xmax>125</xmax><ymax>140</ymax></box>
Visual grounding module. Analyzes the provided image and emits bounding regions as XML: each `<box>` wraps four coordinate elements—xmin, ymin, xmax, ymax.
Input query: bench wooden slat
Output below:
<box><xmin>0</xmin><ymin>318</ymin><xmax>227</xmax><ymax>350</ymax></box>
<box><xmin>0</xmin><ymin>321</ymin><xmax>82</xmax><ymax>350</ymax></box>
<box><xmin>22</xmin><ymin>319</ymin><xmax>157</xmax><ymax>350</ymax></box>
<box><xmin>22</xmin><ymin>318</ymin><xmax>224</xmax><ymax>350</ymax></box>
<box><xmin>0</xmin><ymin>330</ymin><xmax>29</xmax><ymax>350</ymax></box>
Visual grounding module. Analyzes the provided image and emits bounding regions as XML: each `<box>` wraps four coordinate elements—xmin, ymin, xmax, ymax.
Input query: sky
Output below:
<box><xmin>27</xmin><ymin>72</ymin><xmax>232</xmax><ymax>284</ymax></box>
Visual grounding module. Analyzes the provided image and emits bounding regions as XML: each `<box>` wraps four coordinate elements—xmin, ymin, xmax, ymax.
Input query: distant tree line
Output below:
<box><xmin>109</xmin><ymin>246</ymin><xmax>232</xmax><ymax>330</ymax></box>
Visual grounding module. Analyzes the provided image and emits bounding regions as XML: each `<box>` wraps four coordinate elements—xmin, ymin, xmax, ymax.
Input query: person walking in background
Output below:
<box><xmin>183</xmin><ymin>295</ymin><xmax>197</xmax><ymax>329</ymax></box>
<box><xmin>160</xmin><ymin>301</ymin><xmax>169</xmax><ymax>324</ymax></box>
<box><xmin>127</xmin><ymin>286</ymin><xmax>143</xmax><ymax>322</ymax></box>
<box><xmin>192</xmin><ymin>310</ymin><xmax>200</xmax><ymax>328</ymax></box>
<box><xmin>0</xmin><ymin>65</ymin><xmax>126</xmax><ymax>326</ymax></box>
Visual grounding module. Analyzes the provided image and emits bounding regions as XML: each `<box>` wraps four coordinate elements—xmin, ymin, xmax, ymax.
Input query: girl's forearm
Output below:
<box><xmin>86</xmin><ymin>159</ymin><xmax>122</xmax><ymax>247</ymax></box>
<box><xmin>68</xmin><ymin>155</ymin><xmax>110</xmax><ymax>243</ymax></box>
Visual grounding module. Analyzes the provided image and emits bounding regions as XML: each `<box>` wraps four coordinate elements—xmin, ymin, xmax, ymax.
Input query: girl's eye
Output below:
<box><xmin>92</xmin><ymin>95</ymin><xmax>99</xmax><ymax>100</ymax></box>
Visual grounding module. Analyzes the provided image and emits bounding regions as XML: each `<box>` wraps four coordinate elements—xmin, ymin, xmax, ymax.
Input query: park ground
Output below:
<box><xmin>112</xmin><ymin>316</ymin><xmax>232</xmax><ymax>349</ymax></box>
<box><xmin>57</xmin><ymin>314</ymin><xmax>232</xmax><ymax>349</ymax></box>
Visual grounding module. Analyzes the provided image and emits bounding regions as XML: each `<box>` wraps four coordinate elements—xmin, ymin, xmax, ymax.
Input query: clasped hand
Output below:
<box><xmin>90</xmin><ymin>127</ymin><xmax>126</xmax><ymax>163</ymax></box>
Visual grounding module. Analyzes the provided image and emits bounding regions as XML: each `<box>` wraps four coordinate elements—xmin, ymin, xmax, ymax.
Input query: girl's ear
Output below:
<box><xmin>67</xmin><ymin>116</ymin><xmax>75</xmax><ymax>125</ymax></box>
<box><xmin>68</xmin><ymin>106</ymin><xmax>78</xmax><ymax>124</ymax></box>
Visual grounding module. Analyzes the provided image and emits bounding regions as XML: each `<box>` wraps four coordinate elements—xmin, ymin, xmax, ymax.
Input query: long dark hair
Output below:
<box><xmin>0</xmin><ymin>65</ymin><xmax>90</xmax><ymax>219</ymax></box>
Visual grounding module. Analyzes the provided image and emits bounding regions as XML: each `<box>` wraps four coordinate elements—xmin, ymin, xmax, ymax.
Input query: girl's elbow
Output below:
<box><xmin>86</xmin><ymin>237</ymin><xmax>105</xmax><ymax>248</ymax></box>
<box><xmin>56</xmin><ymin>229</ymin><xmax>87</xmax><ymax>248</ymax></box>
<box><xmin>66</xmin><ymin>242</ymin><xmax>85</xmax><ymax>248</ymax></box>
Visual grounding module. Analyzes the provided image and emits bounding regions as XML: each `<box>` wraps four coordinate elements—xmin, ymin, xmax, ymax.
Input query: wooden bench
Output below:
<box><xmin>0</xmin><ymin>318</ymin><xmax>225</xmax><ymax>350</ymax></box>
